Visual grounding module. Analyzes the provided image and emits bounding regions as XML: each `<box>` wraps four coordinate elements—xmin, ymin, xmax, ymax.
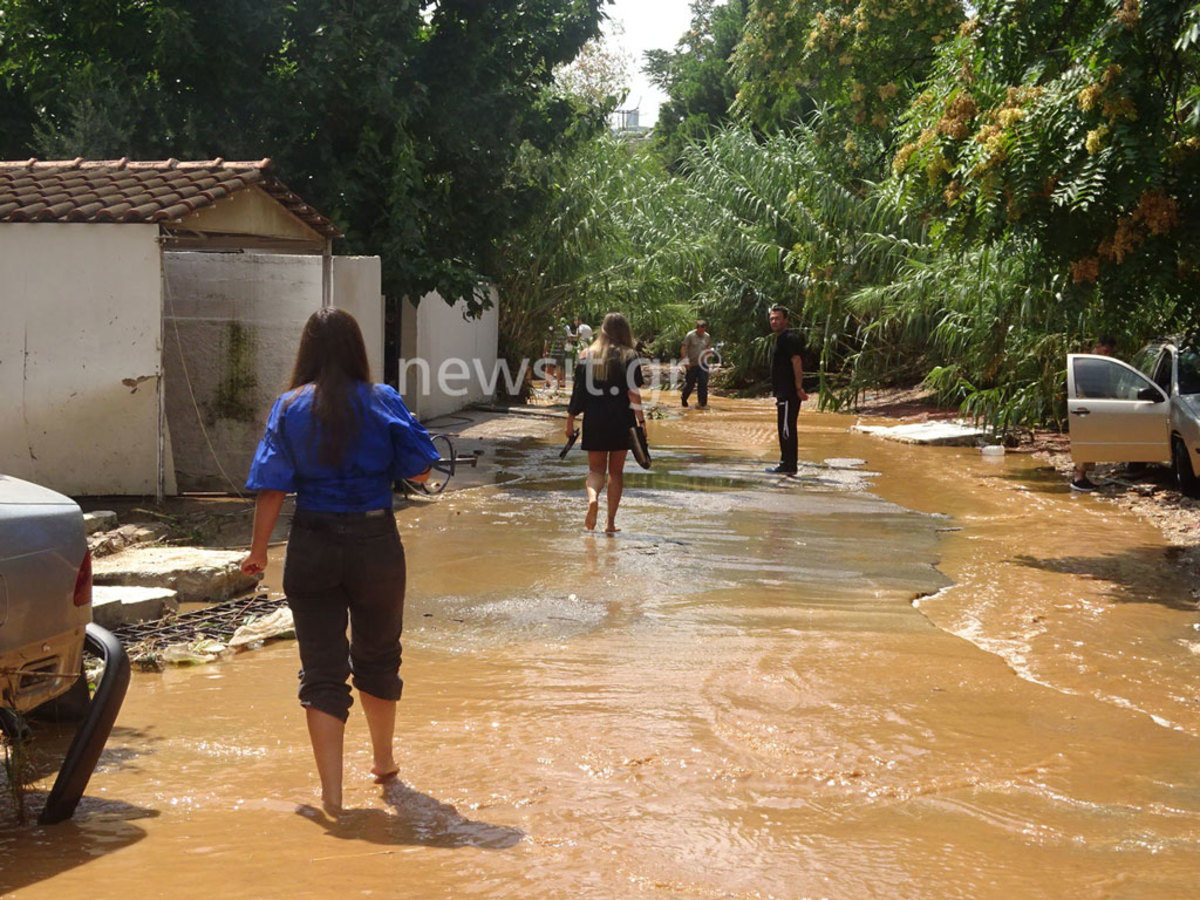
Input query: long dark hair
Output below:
<box><xmin>287</xmin><ymin>307</ymin><xmax>371</xmax><ymax>466</ymax></box>
<box><xmin>585</xmin><ymin>312</ymin><xmax>636</xmax><ymax>381</ymax></box>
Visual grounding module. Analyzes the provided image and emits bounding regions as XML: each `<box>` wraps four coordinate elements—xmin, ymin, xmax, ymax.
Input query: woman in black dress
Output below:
<box><xmin>565</xmin><ymin>312</ymin><xmax>646</xmax><ymax>533</ymax></box>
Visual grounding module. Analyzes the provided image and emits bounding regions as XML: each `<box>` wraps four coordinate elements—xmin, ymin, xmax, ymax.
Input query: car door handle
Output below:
<box><xmin>1071</xmin><ymin>407</ymin><xmax>1091</xmax><ymax>416</ymax></box>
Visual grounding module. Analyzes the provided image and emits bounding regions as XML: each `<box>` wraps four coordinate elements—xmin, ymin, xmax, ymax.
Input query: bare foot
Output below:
<box><xmin>321</xmin><ymin>796</ymin><xmax>343</xmax><ymax>818</ymax></box>
<box><xmin>585</xmin><ymin>501</ymin><xmax>598</xmax><ymax>531</ymax></box>
<box><xmin>371</xmin><ymin>763</ymin><xmax>399</xmax><ymax>784</ymax></box>
<box><xmin>605</xmin><ymin>523</ymin><xmax>620</xmax><ymax>534</ymax></box>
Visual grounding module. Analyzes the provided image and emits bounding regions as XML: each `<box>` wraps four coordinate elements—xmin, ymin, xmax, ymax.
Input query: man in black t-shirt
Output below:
<box><xmin>768</xmin><ymin>305</ymin><xmax>808</xmax><ymax>475</ymax></box>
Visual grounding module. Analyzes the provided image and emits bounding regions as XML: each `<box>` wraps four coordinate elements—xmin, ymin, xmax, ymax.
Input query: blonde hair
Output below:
<box><xmin>585</xmin><ymin>312</ymin><xmax>635</xmax><ymax>381</ymax></box>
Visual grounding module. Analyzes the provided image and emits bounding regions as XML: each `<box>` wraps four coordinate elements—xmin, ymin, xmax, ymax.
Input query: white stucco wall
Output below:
<box><xmin>398</xmin><ymin>290</ymin><xmax>500</xmax><ymax>421</ymax></box>
<box><xmin>162</xmin><ymin>251</ymin><xmax>382</xmax><ymax>492</ymax></box>
<box><xmin>0</xmin><ymin>224</ymin><xmax>170</xmax><ymax>495</ymax></box>
<box><xmin>333</xmin><ymin>256</ymin><xmax>384</xmax><ymax>380</ymax></box>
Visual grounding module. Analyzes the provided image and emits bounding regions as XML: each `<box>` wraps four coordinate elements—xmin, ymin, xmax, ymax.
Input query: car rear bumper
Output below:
<box><xmin>0</xmin><ymin>626</ymin><xmax>86</xmax><ymax>714</ymax></box>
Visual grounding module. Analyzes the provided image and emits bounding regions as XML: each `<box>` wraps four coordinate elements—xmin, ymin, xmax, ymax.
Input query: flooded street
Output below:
<box><xmin>5</xmin><ymin>398</ymin><xmax>1200</xmax><ymax>898</ymax></box>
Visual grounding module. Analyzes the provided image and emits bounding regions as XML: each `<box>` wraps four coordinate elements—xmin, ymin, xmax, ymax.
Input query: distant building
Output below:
<box><xmin>611</xmin><ymin>107</ymin><xmax>651</xmax><ymax>136</ymax></box>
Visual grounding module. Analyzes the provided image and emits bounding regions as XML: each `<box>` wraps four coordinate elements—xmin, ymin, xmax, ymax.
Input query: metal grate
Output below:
<box><xmin>110</xmin><ymin>593</ymin><xmax>288</xmax><ymax>644</ymax></box>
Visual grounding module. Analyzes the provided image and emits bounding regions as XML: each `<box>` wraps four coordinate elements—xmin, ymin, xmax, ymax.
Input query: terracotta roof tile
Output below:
<box><xmin>0</xmin><ymin>158</ymin><xmax>341</xmax><ymax>239</ymax></box>
<box><xmin>45</xmin><ymin>200</ymin><xmax>77</xmax><ymax>218</ymax></box>
<box><xmin>157</xmin><ymin>202</ymin><xmax>194</xmax><ymax>221</ymax></box>
<box><xmin>68</xmin><ymin>202</ymin><xmax>105</xmax><ymax>220</ymax></box>
<box><xmin>128</xmin><ymin>200</ymin><xmax>165</xmax><ymax>219</ymax></box>
<box><xmin>15</xmin><ymin>201</ymin><xmax>48</xmax><ymax>220</ymax></box>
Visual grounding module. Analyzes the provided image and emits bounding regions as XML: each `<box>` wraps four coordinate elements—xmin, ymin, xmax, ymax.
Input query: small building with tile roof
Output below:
<box><xmin>1</xmin><ymin>158</ymin><xmax>383</xmax><ymax>496</ymax></box>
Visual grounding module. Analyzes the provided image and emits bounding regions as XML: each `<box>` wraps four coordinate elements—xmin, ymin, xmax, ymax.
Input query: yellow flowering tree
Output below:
<box><xmin>731</xmin><ymin>0</ymin><xmax>963</xmax><ymax>172</ymax></box>
<box><xmin>891</xmin><ymin>0</ymin><xmax>1200</xmax><ymax>302</ymax></box>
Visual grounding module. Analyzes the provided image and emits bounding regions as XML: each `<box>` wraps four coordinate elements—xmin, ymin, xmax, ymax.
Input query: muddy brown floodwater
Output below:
<box><xmin>5</xmin><ymin>398</ymin><xmax>1200</xmax><ymax>898</ymax></box>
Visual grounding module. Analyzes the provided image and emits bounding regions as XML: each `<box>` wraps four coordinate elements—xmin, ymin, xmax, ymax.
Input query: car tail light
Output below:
<box><xmin>73</xmin><ymin>549</ymin><xmax>93</xmax><ymax>607</ymax></box>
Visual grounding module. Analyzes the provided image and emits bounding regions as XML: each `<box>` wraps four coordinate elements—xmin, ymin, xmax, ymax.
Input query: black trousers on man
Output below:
<box><xmin>681</xmin><ymin>364</ymin><xmax>709</xmax><ymax>407</ymax></box>
<box><xmin>775</xmin><ymin>396</ymin><xmax>800</xmax><ymax>473</ymax></box>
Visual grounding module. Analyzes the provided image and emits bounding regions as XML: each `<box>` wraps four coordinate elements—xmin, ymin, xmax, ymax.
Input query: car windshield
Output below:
<box><xmin>1178</xmin><ymin>349</ymin><xmax>1200</xmax><ymax>395</ymax></box>
<box><xmin>1132</xmin><ymin>343</ymin><xmax>1163</xmax><ymax>378</ymax></box>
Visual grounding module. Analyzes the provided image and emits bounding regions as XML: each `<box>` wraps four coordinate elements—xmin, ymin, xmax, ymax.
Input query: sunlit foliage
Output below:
<box><xmin>891</xmin><ymin>0</ymin><xmax>1200</xmax><ymax>308</ymax></box>
<box><xmin>732</xmin><ymin>0</ymin><xmax>963</xmax><ymax>173</ymax></box>
<box><xmin>492</xmin><ymin>134</ymin><xmax>696</xmax><ymax>387</ymax></box>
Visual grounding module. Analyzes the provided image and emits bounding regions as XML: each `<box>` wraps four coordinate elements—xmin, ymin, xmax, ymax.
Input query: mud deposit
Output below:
<box><xmin>4</xmin><ymin>399</ymin><xmax>1200</xmax><ymax>898</ymax></box>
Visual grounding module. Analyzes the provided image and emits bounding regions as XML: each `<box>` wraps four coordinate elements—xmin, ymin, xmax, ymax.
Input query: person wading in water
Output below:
<box><xmin>565</xmin><ymin>312</ymin><xmax>646</xmax><ymax>534</ymax></box>
<box><xmin>241</xmin><ymin>307</ymin><xmax>439</xmax><ymax>815</ymax></box>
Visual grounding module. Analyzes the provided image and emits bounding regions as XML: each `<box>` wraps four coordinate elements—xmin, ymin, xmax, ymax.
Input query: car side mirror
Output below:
<box><xmin>1137</xmin><ymin>386</ymin><xmax>1165</xmax><ymax>402</ymax></box>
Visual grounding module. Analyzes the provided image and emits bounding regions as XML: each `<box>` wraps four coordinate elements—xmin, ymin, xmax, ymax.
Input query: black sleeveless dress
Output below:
<box><xmin>568</xmin><ymin>350</ymin><xmax>645</xmax><ymax>452</ymax></box>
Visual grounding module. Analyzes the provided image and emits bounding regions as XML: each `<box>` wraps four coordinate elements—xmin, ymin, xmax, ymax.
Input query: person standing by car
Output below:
<box><xmin>240</xmin><ymin>307</ymin><xmax>440</xmax><ymax>815</ymax></box>
<box><xmin>680</xmin><ymin>319</ymin><xmax>714</xmax><ymax>408</ymax></box>
<box><xmin>565</xmin><ymin>312</ymin><xmax>646</xmax><ymax>534</ymax></box>
<box><xmin>1071</xmin><ymin>335</ymin><xmax>1117</xmax><ymax>492</ymax></box>
<box><xmin>768</xmin><ymin>306</ymin><xmax>808</xmax><ymax>475</ymax></box>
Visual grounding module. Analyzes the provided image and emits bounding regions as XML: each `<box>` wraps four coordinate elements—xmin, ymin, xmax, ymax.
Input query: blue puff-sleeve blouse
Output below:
<box><xmin>246</xmin><ymin>382</ymin><xmax>440</xmax><ymax>512</ymax></box>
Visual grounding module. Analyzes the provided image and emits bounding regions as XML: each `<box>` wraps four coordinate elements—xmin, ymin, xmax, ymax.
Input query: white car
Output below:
<box><xmin>1066</xmin><ymin>340</ymin><xmax>1200</xmax><ymax>496</ymax></box>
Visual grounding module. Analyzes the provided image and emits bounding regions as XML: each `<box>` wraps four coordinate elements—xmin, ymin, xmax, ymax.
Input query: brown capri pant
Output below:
<box><xmin>282</xmin><ymin>508</ymin><xmax>406</xmax><ymax>723</ymax></box>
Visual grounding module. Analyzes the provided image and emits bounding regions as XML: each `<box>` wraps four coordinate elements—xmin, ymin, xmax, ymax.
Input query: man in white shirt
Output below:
<box><xmin>567</xmin><ymin>316</ymin><xmax>593</xmax><ymax>381</ymax></box>
<box><xmin>571</xmin><ymin>316</ymin><xmax>593</xmax><ymax>349</ymax></box>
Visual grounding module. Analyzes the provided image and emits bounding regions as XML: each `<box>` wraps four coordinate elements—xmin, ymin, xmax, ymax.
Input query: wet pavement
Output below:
<box><xmin>4</xmin><ymin>398</ymin><xmax>1200</xmax><ymax>898</ymax></box>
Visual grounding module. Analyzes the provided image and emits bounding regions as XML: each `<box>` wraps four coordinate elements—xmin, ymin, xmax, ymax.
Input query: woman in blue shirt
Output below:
<box><xmin>241</xmin><ymin>307</ymin><xmax>439</xmax><ymax>815</ymax></box>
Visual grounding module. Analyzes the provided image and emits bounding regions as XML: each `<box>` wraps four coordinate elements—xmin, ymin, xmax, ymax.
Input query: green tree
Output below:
<box><xmin>731</xmin><ymin>0</ymin><xmax>962</xmax><ymax>175</ymax></box>
<box><xmin>846</xmin><ymin>236</ymin><xmax>1102</xmax><ymax>431</ymax></box>
<box><xmin>665</xmin><ymin>123</ymin><xmax>920</xmax><ymax>391</ymax></box>
<box><xmin>493</xmin><ymin>133</ymin><xmax>695</xmax><ymax>391</ymax></box>
<box><xmin>556</xmin><ymin>25</ymin><xmax>633</xmax><ymax>113</ymax></box>
<box><xmin>0</xmin><ymin>0</ymin><xmax>609</xmax><ymax>317</ymax></box>
<box><xmin>644</xmin><ymin>0</ymin><xmax>747</xmax><ymax>168</ymax></box>
<box><xmin>891</xmin><ymin>0</ymin><xmax>1200</xmax><ymax>311</ymax></box>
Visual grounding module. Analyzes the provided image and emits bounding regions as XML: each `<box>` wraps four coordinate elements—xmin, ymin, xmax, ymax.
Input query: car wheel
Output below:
<box><xmin>1172</xmin><ymin>436</ymin><xmax>1200</xmax><ymax>498</ymax></box>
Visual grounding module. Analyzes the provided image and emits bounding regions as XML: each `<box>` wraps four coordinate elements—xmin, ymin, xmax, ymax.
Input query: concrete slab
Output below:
<box><xmin>89</xmin><ymin>522</ymin><xmax>172</xmax><ymax>558</ymax></box>
<box><xmin>852</xmin><ymin>420</ymin><xmax>986</xmax><ymax>446</ymax></box>
<box><xmin>92</xmin><ymin>547</ymin><xmax>260</xmax><ymax>603</ymax></box>
<box><xmin>83</xmin><ymin>510</ymin><xmax>118</xmax><ymax>534</ymax></box>
<box><xmin>434</xmin><ymin>406</ymin><xmax>562</xmax><ymax>441</ymax></box>
<box><xmin>92</xmin><ymin>585</ymin><xmax>180</xmax><ymax>629</ymax></box>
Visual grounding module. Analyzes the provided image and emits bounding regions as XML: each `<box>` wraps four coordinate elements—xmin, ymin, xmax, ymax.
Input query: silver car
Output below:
<box><xmin>0</xmin><ymin>475</ymin><xmax>92</xmax><ymax>713</ymax></box>
<box><xmin>0</xmin><ymin>474</ymin><xmax>128</xmax><ymax>824</ymax></box>
<box><xmin>1066</xmin><ymin>339</ymin><xmax>1200</xmax><ymax>496</ymax></box>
